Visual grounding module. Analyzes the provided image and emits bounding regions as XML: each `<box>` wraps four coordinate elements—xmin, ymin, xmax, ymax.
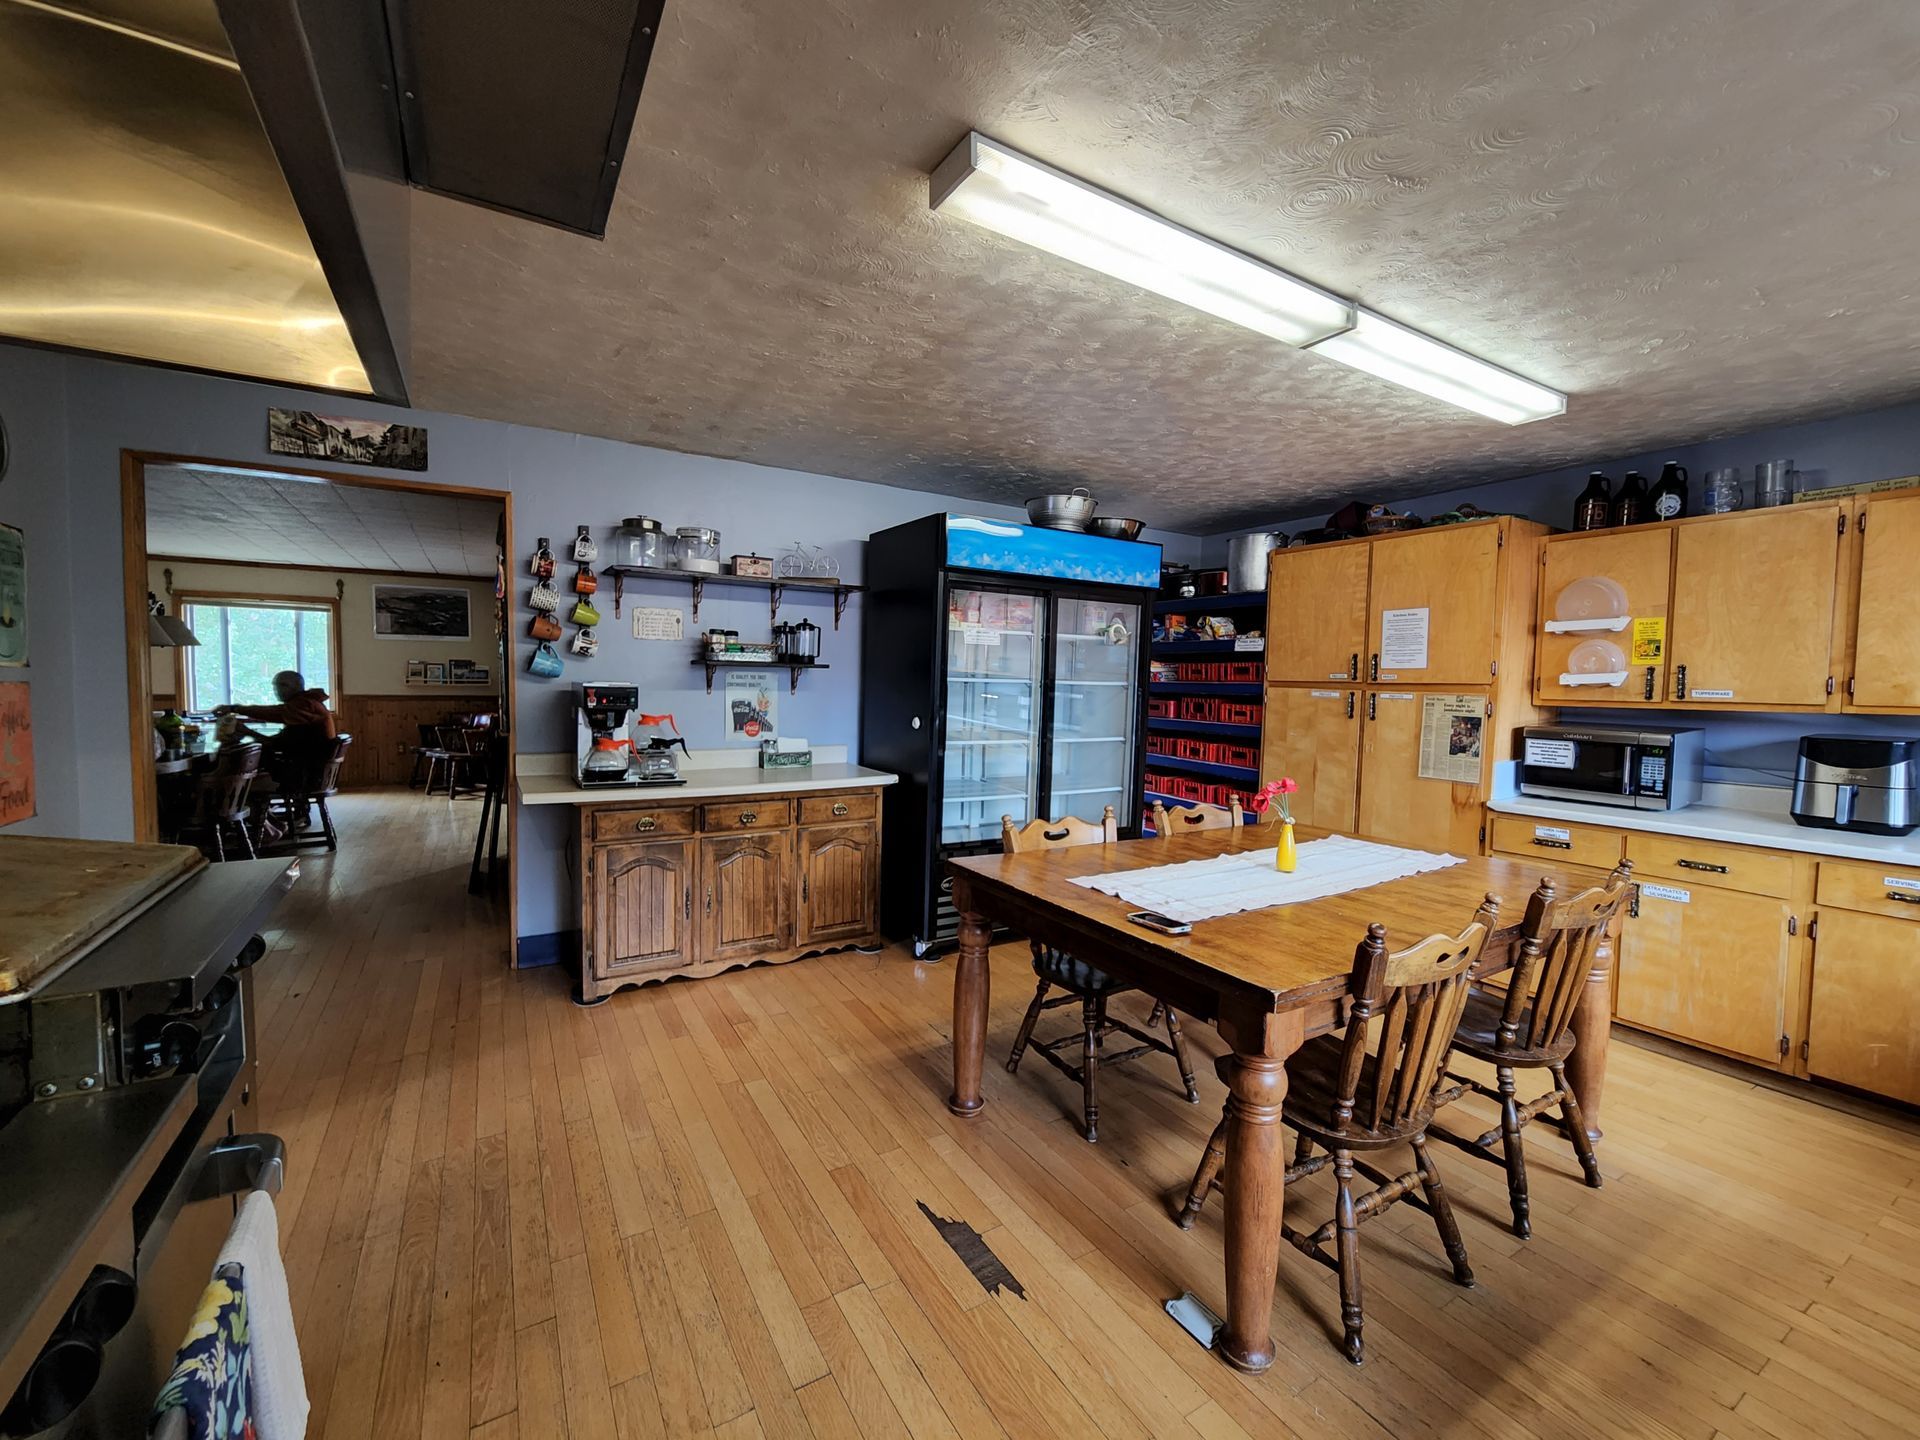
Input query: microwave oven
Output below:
<box><xmin>1518</xmin><ymin>725</ymin><xmax>1705</xmax><ymax>811</ymax></box>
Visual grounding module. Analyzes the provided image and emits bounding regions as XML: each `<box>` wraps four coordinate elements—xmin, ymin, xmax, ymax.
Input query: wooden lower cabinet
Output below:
<box><xmin>1615</xmin><ymin>881</ymin><xmax>1795</xmax><ymax>1067</ymax></box>
<box><xmin>1806</xmin><ymin>908</ymin><xmax>1920</xmax><ymax>1105</ymax></box>
<box><xmin>579</xmin><ymin>785</ymin><xmax>884</xmax><ymax>999</ymax></box>
<box><xmin>796</xmin><ymin>822</ymin><xmax>879</xmax><ymax>946</ymax></box>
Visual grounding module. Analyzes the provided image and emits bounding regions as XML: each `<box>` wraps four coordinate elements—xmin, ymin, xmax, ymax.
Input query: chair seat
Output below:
<box><xmin>1448</xmin><ymin>987</ymin><xmax>1573</xmax><ymax>1067</ymax></box>
<box><xmin>1211</xmin><ymin>1037</ymin><xmax>1432</xmax><ymax>1149</ymax></box>
<box><xmin>1031</xmin><ymin>946</ymin><xmax>1127</xmax><ymax>995</ymax></box>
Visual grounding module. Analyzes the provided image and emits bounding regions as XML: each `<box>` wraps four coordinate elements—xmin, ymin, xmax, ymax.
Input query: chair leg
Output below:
<box><xmin>1163</xmin><ymin>1007</ymin><xmax>1200</xmax><ymax>1103</ymax></box>
<box><xmin>1178</xmin><ymin>1112</ymin><xmax>1227</xmax><ymax>1229</ymax></box>
<box><xmin>1412</xmin><ymin>1135</ymin><xmax>1474</xmax><ymax>1287</ymax></box>
<box><xmin>1495</xmin><ymin>1064</ymin><xmax>1532</xmax><ymax>1239</ymax></box>
<box><xmin>1294</xmin><ymin>1130</ymin><xmax>1316</xmax><ymax>1169</ymax></box>
<box><xmin>1145</xmin><ymin>1000</ymin><xmax>1165</xmax><ymax>1028</ymax></box>
<box><xmin>1333</xmin><ymin>1150</ymin><xmax>1365</xmax><ymax>1365</ymax></box>
<box><xmin>239</xmin><ymin>819</ymin><xmax>258</xmax><ymax>861</ymax></box>
<box><xmin>1081</xmin><ymin>994</ymin><xmax>1102</xmax><ymax>1143</ymax></box>
<box><xmin>1005</xmin><ymin>980</ymin><xmax>1050</xmax><ymax>1074</ymax></box>
<box><xmin>318</xmin><ymin>796</ymin><xmax>338</xmax><ymax>851</ymax></box>
<box><xmin>1552</xmin><ymin>1062</ymin><xmax>1604</xmax><ymax>1189</ymax></box>
<box><xmin>212</xmin><ymin>824</ymin><xmax>226</xmax><ymax>863</ymax></box>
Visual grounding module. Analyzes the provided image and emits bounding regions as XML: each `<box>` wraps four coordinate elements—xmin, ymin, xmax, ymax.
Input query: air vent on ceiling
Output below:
<box><xmin>385</xmin><ymin>0</ymin><xmax>667</xmax><ymax>237</ymax></box>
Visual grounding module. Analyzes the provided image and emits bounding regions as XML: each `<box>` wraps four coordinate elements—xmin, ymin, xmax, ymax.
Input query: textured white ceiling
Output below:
<box><xmin>145</xmin><ymin>464</ymin><xmax>500</xmax><ymax>575</ymax></box>
<box><xmin>403</xmin><ymin>0</ymin><xmax>1920</xmax><ymax>533</ymax></box>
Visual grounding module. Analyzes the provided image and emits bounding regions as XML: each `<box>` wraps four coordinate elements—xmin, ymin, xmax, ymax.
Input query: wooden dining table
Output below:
<box><xmin>944</xmin><ymin>824</ymin><xmax>1621</xmax><ymax>1374</ymax></box>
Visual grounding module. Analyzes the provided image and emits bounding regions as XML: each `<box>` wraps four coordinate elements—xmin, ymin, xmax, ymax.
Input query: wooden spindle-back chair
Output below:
<box><xmin>1429</xmin><ymin>862</ymin><xmax>1635</xmax><ymax>1238</ymax></box>
<box><xmin>1148</xmin><ymin>797</ymin><xmax>1245</xmax><ymax>835</ymax></box>
<box><xmin>1179</xmin><ymin>897</ymin><xmax>1499</xmax><ymax>1365</ymax></box>
<box><xmin>1001</xmin><ymin>807</ymin><xmax>1200</xmax><ymax>1141</ymax></box>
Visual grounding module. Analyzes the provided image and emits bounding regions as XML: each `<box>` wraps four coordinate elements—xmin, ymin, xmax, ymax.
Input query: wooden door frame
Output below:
<box><xmin>120</xmin><ymin>450</ymin><xmax>520</xmax><ymax>959</ymax></box>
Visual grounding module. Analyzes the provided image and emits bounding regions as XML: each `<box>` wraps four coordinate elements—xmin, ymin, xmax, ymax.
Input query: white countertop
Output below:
<box><xmin>515</xmin><ymin>746</ymin><xmax>897</xmax><ymax>806</ymax></box>
<box><xmin>1487</xmin><ymin>774</ymin><xmax>1920</xmax><ymax>867</ymax></box>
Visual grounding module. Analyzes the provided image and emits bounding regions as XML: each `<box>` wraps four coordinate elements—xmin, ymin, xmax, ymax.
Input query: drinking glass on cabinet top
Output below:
<box><xmin>1702</xmin><ymin>468</ymin><xmax>1744</xmax><ymax>514</ymax></box>
<box><xmin>1753</xmin><ymin>459</ymin><xmax>1796</xmax><ymax>508</ymax></box>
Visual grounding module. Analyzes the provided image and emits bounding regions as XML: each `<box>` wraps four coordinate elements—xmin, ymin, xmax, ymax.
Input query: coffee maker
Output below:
<box><xmin>574</xmin><ymin>682</ymin><xmax>642</xmax><ymax>787</ymax></box>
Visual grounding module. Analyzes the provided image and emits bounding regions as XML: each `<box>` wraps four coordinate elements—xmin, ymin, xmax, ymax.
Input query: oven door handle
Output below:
<box><xmin>190</xmin><ymin>1133</ymin><xmax>285</xmax><ymax>1203</ymax></box>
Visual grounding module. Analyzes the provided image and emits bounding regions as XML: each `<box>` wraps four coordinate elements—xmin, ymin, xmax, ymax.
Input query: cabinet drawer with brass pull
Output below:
<box><xmin>699</xmin><ymin>799</ymin><xmax>792</xmax><ymax>831</ymax></box>
<box><xmin>1816</xmin><ymin>858</ymin><xmax>1920</xmax><ymax>920</ymax></box>
<box><xmin>1625</xmin><ymin>832</ymin><xmax>1792</xmax><ymax>898</ymax></box>
<box><xmin>589</xmin><ymin>806</ymin><xmax>694</xmax><ymax>841</ymax></box>
<box><xmin>800</xmin><ymin>792</ymin><xmax>877</xmax><ymax>825</ymax></box>
<box><xmin>1488</xmin><ymin>814</ymin><xmax>1623</xmax><ymax>870</ymax></box>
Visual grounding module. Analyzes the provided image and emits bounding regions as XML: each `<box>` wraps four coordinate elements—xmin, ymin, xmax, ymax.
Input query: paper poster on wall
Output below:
<box><xmin>0</xmin><ymin>683</ymin><xmax>33</xmax><ymax>826</ymax></box>
<box><xmin>1630</xmin><ymin>616</ymin><xmax>1665</xmax><ymax>665</ymax></box>
<box><xmin>1379</xmin><ymin>607</ymin><xmax>1429</xmax><ymax>671</ymax></box>
<box><xmin>724</xmin><ymin>670</ymin><xmax>778</xmax><ymax>741</ymax></box>
<box><xmin>1417</xmin><ymin>693</ymin><xmax>1484</xmax><ymax>783</ymax></box>
<box><xmin>631</xmin><ymin>607</ymin><xmax>683</xmax><ymax>641</ymax></box>
<box><xmin>0</xmin><ymin>523</ymin><xmax>25</xmax><ymax>668</ymax></box>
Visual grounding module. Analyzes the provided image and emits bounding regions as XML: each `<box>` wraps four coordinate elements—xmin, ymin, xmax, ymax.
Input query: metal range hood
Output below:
<box><xmin>0</xmin><ymin>0</ymin><xmax>669</xmax><ymax>400</ymax></box>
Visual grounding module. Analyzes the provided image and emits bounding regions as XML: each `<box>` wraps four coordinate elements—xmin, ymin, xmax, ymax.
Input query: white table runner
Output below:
<box><xmin>1069</xmin><ymin>835</ymin><xmax>1462</xmax><ymax>923</ymax></box>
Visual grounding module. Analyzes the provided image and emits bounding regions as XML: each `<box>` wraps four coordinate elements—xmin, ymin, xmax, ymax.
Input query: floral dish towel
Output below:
<box><xmin>151</xmin><ymin>1262</ymin><xmax>254</xmax><ymax>1440</ymax></box>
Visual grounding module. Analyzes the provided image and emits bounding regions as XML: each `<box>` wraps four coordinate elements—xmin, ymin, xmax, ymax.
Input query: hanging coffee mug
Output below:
<box><xmin>529</xmin><ymin>611</ymin><xmax>563</xmax><ymax>642</ymax></box>
<box><xmin>574</xmin><ymin>564</ymin><xmax>598</xmax><ymax>594</ymax></box>
<box><xmin>529</xmin><ymin>579</ymin><xmax>561</xmax><ymax>613</ymax></box>
<box><xmin>573</xmin><ymin>526</ymin><xmax>598</xmax><ymax>562</ymax></box>
<box><xmin>531</xmin><ymin>537</ymin><xmax>556</xmax><ymax>580</ymax></box>
<box><xmin>570</xmin><ymin>597</ymin><xmax>602</xmax><ymax>627</ymax></box>
<box><xmin>529</xmin><ymin>641</ymin><xmax>564</xmax><ymax>678</ymax></box>
<box><xmin>570</xmin><ymin>625</ymin><xmax>599</xmax><ymax>657</ymax></box>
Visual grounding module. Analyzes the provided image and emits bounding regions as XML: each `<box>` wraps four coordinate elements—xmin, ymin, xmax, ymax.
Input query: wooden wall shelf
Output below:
<box><xmin>693</xmin><ymin>658</ymin><xmax>831</xmax><ymax>694</ymax></box>
<box><xmin>603</xmin><ymin>564</ymin><xmax>860</xmax><ymax>626</ymax></box>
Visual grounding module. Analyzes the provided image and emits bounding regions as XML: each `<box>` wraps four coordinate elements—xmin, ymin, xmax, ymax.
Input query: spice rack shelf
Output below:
<box><xmin>603</xmin><ymin>563</ymin><xmax>861</xmax><ymax>626</ymax></box>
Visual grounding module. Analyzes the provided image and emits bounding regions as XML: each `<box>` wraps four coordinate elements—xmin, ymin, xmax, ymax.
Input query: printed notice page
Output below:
<box><xmin>1379</xmin><ymin>607</ymin><xmax>1429</xmax><ymax>671</ymax></box>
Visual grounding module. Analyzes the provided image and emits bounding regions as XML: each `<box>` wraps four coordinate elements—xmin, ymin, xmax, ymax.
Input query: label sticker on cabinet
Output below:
<box><xmin>1690</xmin><ymin>688</ymin><xmax>1735</xmax><ymax>700</ymax></box>
<box><xmin>1640</xmin><ymin>883</ymin><xmax>1691</xmax><ymax>904</ymax></box>
<box><xmin>1376</xmin><ymin>692</ymin><xmax>1415</xmax><ymax>700</ymax></box>
<box><xmin>1886</xmin><ymin>876</ymin><xmax>1920</xmax><ymax>892</ymax></box>
<box><xmin>1524</xmin><ymin>738</ymin><xmax>1577</xmax><ymax>769</ymax></box>
<box><xmin>1310</xmin><ymin>690</ymin><xmax>1341</xmax><ymax>699</ymax></box>
<box><xmin>1630</xmin><ymin>616</ymin><xmax>1665</xmax><ymax>664</ymax></box>
<box><xmin>1533</xmin><ymin>825</ymin><xmax>1572</xmax><ymax>844</ymax></box>
<box><xmin>1233</xmin><ymin>635</ymin><xmax>1265</xmax><ymax>652</ymax></box>
<box><xmin>1379</xmin><ymin>607</ymin><xmax>1430</xmax><ymax>670</ymax></box>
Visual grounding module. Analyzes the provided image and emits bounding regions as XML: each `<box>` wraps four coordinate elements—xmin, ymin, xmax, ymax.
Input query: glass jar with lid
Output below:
<box><xmin>674</xmin><ymin>526</ymin><xmax>722</xmax><ymax>574</ymax></box>
<box><xmin>613</xmin><ymin>516</ymin><xmax>670</xmax><ymax>568</ymax></box>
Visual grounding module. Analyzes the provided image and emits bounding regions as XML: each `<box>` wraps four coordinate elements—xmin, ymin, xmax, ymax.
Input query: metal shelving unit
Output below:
<box><xmin>1146</xmin><ymin>590</ymin><xmax>1269</xmax><ymax>819</ymax></box>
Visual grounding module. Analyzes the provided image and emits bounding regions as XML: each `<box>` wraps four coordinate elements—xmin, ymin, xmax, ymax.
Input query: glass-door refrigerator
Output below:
<box><xmin>861</xmin><ymin>514</ymin><xmax>1161</xmax><ymax>955</ymax></box>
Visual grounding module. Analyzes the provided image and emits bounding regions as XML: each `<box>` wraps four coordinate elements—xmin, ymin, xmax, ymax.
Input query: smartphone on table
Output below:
<box><xmin>1126</xmin><ymin>910</ymin><xmax>1192</xmax><ymax>936</ymax></box>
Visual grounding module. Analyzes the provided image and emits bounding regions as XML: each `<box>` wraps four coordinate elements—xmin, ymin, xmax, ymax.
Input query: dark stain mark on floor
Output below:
<box><xmin>917</xmin><ymin>1200</ymin><xmax>1026</xmax><ymax>1300</ymax></box>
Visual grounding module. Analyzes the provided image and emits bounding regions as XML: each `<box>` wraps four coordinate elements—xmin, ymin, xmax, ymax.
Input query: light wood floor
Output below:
<box><xmin>260</xmin><ymin>788</ymin><xmax>1920</xmax><ymax>1440</ymax></box>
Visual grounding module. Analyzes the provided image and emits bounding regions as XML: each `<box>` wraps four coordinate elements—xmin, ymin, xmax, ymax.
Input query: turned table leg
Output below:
<box><xmin>1217</xmin><ymin>1012</ymin><xmax>1304</xmax><ymax>1374</ymax></box>
<box><xmin>949</xmin><ymin>905</ymin><xmax>992</xmax><ymax>1117</ymax></box>
<box><xmin>1565</xmin><ymin>910</ymin><xmax>1620</xmax><ymax>1143</ymax></box>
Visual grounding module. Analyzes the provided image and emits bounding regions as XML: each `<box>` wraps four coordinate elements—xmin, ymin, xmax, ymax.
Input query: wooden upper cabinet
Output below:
<box><xmin>1266</xmin><ymin>542</ymin><xmax>1369</xmax><ymax>684</ymax></box>
<box><xmin>1533</xmin><ymin>527</ymin><xmax>1674</xmax><ymax>706</ymax></box>
<box><xmin>1365</xmin><ymin>524</ymin><xmax>1502</xmax><ymax>686</ymax></box>
<box><xmin>592</xmin><ymin>840</ymin><xmax>695</xmax><ymax>976</ymax></box>
<box><xmin>797</xmin><ymin>822</ymin><xmax>879</xmax><ymax>946</ymax></box>
<box><xmin>1846</xmin><ymin>491</ymin><xmax>1920</xmax><ymax>710</ymax></box>
<box><xmin>1357</xmin><ymin>688</ymin><xmax>1489</xmax><ymax>855</ymax></box>
<box><xmin>1259</xmin><ymin>686</ymin><xmax>1361</xmax><ymax>833</ymax></box>
<box><xmin>700</xmin><ymin>832</ymin><xmax>792</xmax><ymax>961</ymax></box>
<box><xmin>1668</xmin><ymin>504</ymin><xmax>1843</xmax><ymax>709</ymax></box>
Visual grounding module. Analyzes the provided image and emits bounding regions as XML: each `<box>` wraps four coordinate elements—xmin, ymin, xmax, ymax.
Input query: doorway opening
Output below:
<box><xmin>120</xmin><ymin>452</ymin><xmax>518</xmax><ymax>956</ymax></box>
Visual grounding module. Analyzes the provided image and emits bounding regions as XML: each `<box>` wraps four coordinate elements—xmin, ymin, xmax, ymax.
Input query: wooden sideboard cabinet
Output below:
<box><xmin>577</xmin><ymin>785</ymin><xmax>884</xmax><ymax>1000</ymax></box>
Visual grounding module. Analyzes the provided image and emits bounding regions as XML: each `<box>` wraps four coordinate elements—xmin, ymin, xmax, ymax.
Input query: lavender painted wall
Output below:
<box><xmin>0</xmin><ymin>345</ymin><xmax>1201</xmax><ymax>945</ymax></box>
<box><xmin>1200</xmin><ymin>396</ymin><xmax>1920</xmax><ymax>788</ymax></box>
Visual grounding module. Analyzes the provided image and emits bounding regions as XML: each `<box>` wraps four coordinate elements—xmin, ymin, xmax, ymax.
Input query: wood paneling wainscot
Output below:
<box><xmin>335</xmin><ymin>694</ymin><xmax>499</xmax><ymax>787</ymax></box>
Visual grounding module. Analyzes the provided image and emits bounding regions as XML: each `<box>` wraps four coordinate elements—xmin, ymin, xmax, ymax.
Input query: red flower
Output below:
<box><xmin>1277</xmin><ymin>777</ymin><xmax>1298</xmax><ymax>795</ymax></box>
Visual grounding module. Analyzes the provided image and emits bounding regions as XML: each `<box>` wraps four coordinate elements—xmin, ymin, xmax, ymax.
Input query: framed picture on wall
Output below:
<box><xmin>372</xmin><ymin>584</ymin><xmax>469</xmax><ymax>640</ymax></box>
<box><xmin>267</xmin><ymin>409</ymin><xmax>428</xmax><ymax>471</ymax></box>
<box><xmin>424</xmin><ymin>663</ymin><xmax>447</xmax><ymax>683</ymax></box>
<box><xmin>0</xmin><ymin>523</ymin><xmax>25</xmax><ymax>668</ymax></box>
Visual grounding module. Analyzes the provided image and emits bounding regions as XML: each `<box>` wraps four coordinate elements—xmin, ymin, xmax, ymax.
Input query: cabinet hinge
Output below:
<box><xmin>1779</xmin><ymin>1034</ymin><xmax>1791</xmax><ymax>1058</ymax></box>
<box><xmin>1857</xmin><ymin>510</ymin><xmax>1867</xmax><ymax>533</ymax></box>
<box><xmin>1826</xmin><ymin>676</ymin><xmax>1835</xmax><ymax>695</ymax></box>
<box><xmin>1478</xmin><ymin>822</ymin><xmax>1487</xmax><ymax>846</ymax></box>
<box><xmin>1497</xmin><ymin>529</ymin><xmax>1505</xmax><ymax>548</ymax></box>
<box><xmin>1800</xmin><ymin>1039</ymin><xmax>1809</xmax><ymax>1061</ymax></box>
<box><xmin>1847</xmin><ymin>677</ymin><xmax>1855</xmax><ymax>697</ymax></box>
<box><xmin>1490</xmin><ymin>659</ymin><xmax>1498</xmax><ymax>677</ymax></box>
<box><xmin>1839</xmin><ymin>512</ymin><xmax>1849</xmax><ymax>536</ymax></box>
<box><xmin>1787</xmin><ymin>915</ymin><xmax>1798</xmax><ymax>937</ymax></box>
<box><xmin>1808</xmin><ymin>915</ymin><xmax>1818</xmax><ymax>940</ymax></box>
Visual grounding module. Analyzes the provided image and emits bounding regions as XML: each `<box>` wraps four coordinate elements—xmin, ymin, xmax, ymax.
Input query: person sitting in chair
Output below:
<box><xmin>217</xmin><ymin>671</ymin><xmax>337</xmax><ymax>840</ymax></box>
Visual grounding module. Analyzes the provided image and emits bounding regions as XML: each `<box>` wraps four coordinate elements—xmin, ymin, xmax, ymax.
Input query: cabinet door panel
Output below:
<box><xmin>1357</xmin><ymin>689</ymin><xmax>1489</xmax><ymax>855</ymax></box>
<box><xmin>1365</xmin><ymin>525</ymin><xmax>1502</xmax><ymax>685</ymax></box>
<box><xmin>592</xmin><ymin>840</ymin><xmax>694</xmax><ymax>976</ymax></box>
<box><xmin>797</xmin><ymin>822</ymin><xmax>879</xmax><ymax>946</ymax></box>
<box><xmin>1259</xmin><ymin>686</ymin><xmax>1360</xmax><ymax>833</ymax></box>
<box><xmin>700</xmin><ymin>833</ymin><xmax>793</xmax><ymax>960</ymax></box>
<box><xmin>1669</xmin><ymin>506</ymin><xmax>1841</xmax><ymax>708</ymax></box>
<box><xmin>1848</xmin><ymin>491</ymin><xmax>1920</xmax><ymax>709</ymax></box>
<box><xmin>1807</xmin><ymin>909</ymin><xmax>1920</xmax><ymax>1104</ymax></box>
<box><xmin>1615</xmin><ymin>883</ymin><xmax>1791</xmax><ymax>1064</ymax></box>
<box><xmin>1534</xmin><ymin>528</ymin><xmax>1674</xmax><ymax>705</ymax></box>
<box><xmin>1265</xmin><ymin>544</ymin><xmax>1370</xmax><ymax>684</ymax></box>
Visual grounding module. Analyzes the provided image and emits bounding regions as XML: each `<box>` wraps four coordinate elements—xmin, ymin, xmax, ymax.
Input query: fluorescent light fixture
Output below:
<box><xmin>1305</xmin><ymin>308</ymin><xmax>1567</xmax><ymax>425</ymax></box>
<box><xmin>930</xmin><ymin>131</ymin><xmax>1568</xmax><ymax>424</ymax></box>
<box><xmin>930</xmin><ymin>132</ymin><xmax>1354</xmax><ymax>347</ymax></box>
